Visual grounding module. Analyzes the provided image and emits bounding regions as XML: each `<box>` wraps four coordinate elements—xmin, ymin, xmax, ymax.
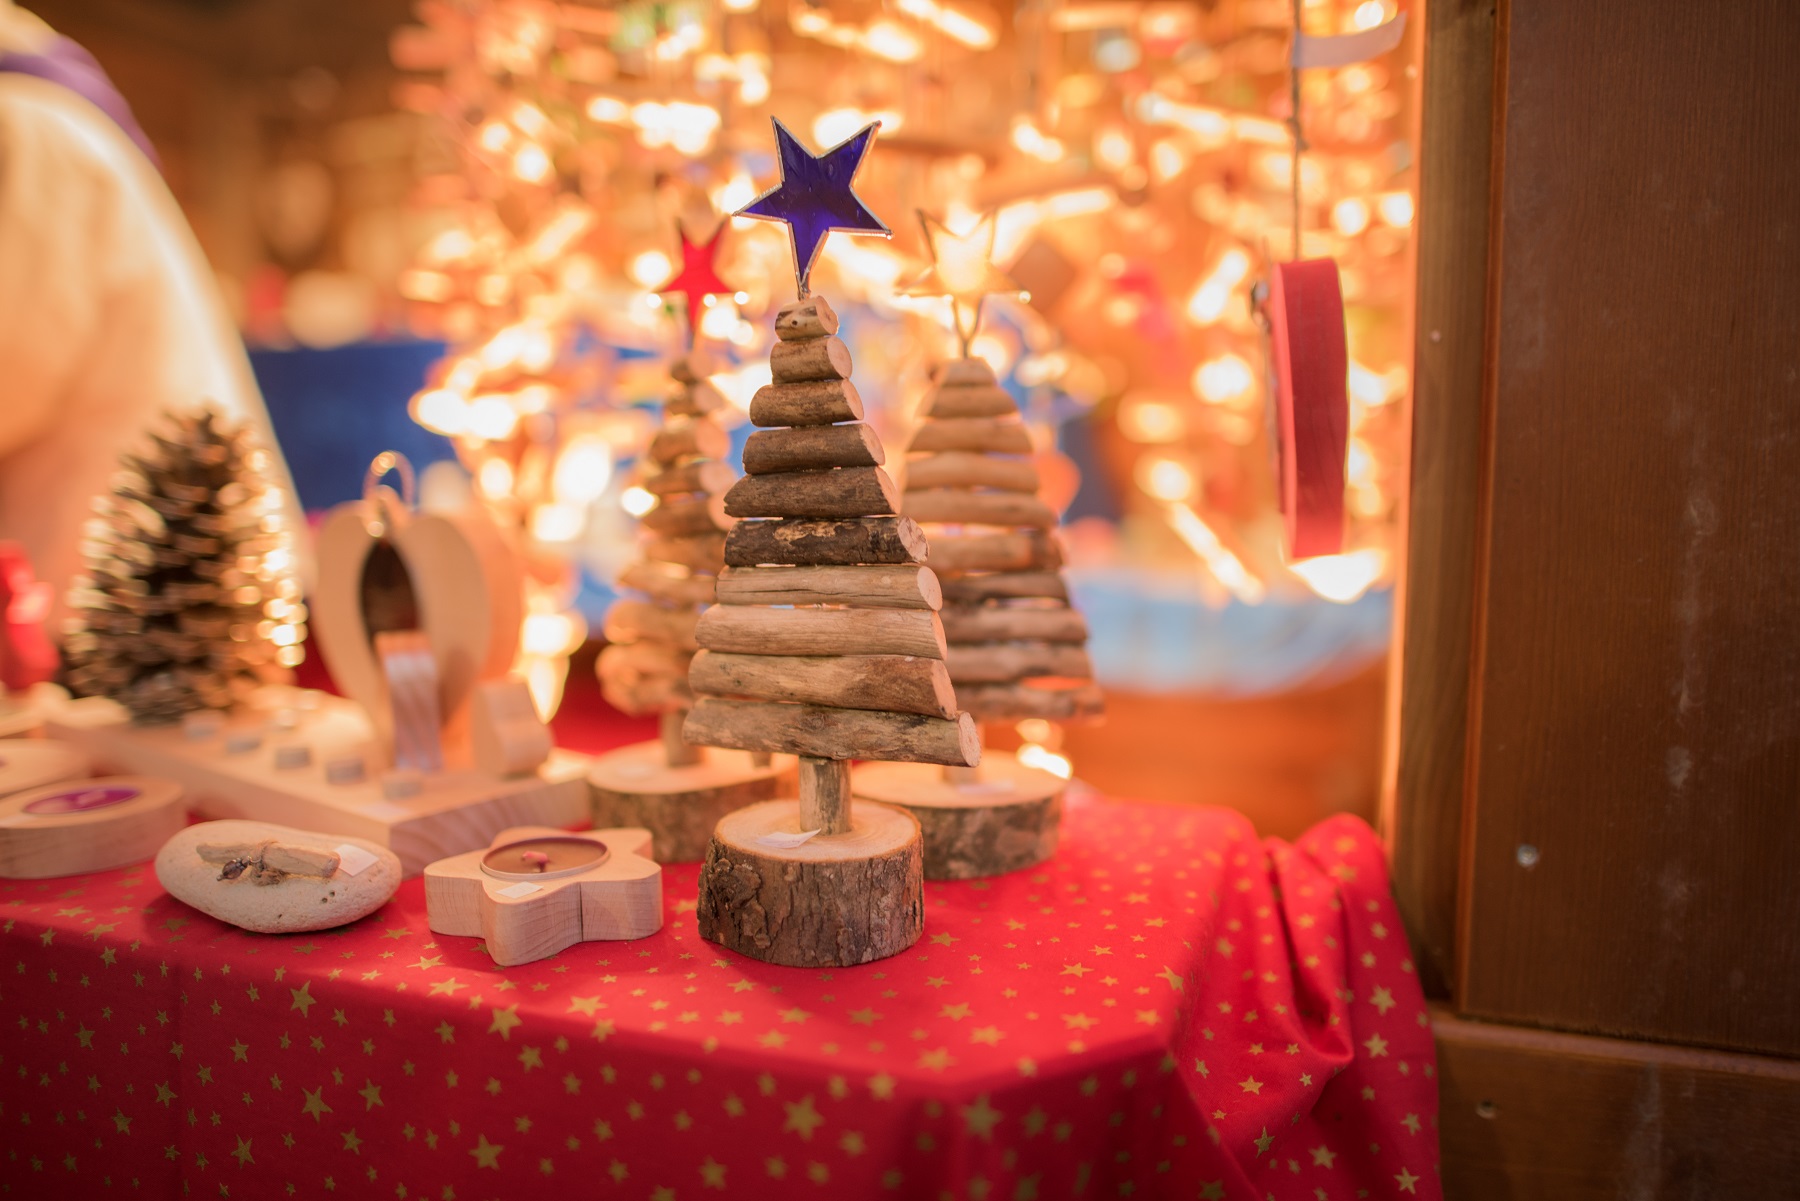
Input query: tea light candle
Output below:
<box><xmin>479</xmin><ymin>836</ymin><xmax>608</xmax><ymax>882</ymax></box>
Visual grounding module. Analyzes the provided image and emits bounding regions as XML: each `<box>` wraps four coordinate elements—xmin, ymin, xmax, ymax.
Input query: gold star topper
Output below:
<box><xmin>907</xmin><ymin>209</ymin><xmax>1025</xmax><ymax>356</ymax></box>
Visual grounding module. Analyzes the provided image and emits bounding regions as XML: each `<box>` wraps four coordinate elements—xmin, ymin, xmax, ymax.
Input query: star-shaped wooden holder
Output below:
<box><xmin>422</xmin><ymin>825</ymin><xmax>662</xmax><ymax>966</ymax></box>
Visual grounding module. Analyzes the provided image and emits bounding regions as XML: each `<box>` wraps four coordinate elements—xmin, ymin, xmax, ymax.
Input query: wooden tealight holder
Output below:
<box><xmin>591</xmin><ymin>350</ymin><xmax>793</xmax><ymax>860</ymax></box>
<box><xmin>0</xmin><ymin>775</ymin><xmax>186</xmax><ymax>879</ymax></box>
<box><xmin>851</xmin><ymin>354</ymin><xmax>1106</xmax><ymax>878</ymax></box>
<box><xmin>686</xmin><ymin>295</ymin><xmax>980</xmax><ymax>967</ymax></box>
<box><xmin>423</xmin><ymin>825</ymin><xmax>662</xmax><ymax>966</ymax></box>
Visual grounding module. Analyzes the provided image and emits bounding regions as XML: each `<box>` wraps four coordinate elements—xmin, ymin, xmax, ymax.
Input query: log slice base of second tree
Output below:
<box><xmin>696</xmin><ymin>798</ymin><xmax>924</xmax><ymax>966</ymax></box>
<box><xmin>587</xmin><ymin>742</ymin><xmax>796</xmax><ymax>864</ymax></box>
<box><xmin>851</xmin><ymin>752</ymin><xmax>1064</xmax><ymax>879</ymax></box>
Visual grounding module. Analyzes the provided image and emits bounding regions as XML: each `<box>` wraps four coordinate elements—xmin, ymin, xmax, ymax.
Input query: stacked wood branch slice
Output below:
<box><xmin>689</xmin><ymin>296</ymin><xmax>970</xmax><ymax>967</ymax></box>
<box><xmin>853</xmin><ymin>356</ymin><xmax>1106</xmax><ymax>879</ymax></box>
<box><xmin>589</xmin><ymin>350</ymin><xmax>789</xmax><ymax>862</ymax></box>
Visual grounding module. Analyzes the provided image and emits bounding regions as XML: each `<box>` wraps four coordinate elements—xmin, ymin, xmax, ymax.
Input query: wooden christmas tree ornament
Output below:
<box><xmin>855</xmin><ymin>212</ymin><xmax>1105</xmax><ymax>879</ymax></box>
<box><xmin>0</xmin><ymin>775</ymin><xmax>186</xmax><ymax>879</ymax></box>
<box><xmin>687</xmin><ymin>300</ymin><xmax>980</xmax><ymax>966</ymax></box>
<box><xmin>689</xmin><ymin>118</ymin><xmax>970</xmax><ymax>966</ymax></box>
<box><xmin>591</xmin><ymin>233</ymin><xmax>793</xmax><ymax>861</ymax></box>
<box><xmin>47</xmin><ymin>453</ymin><xmax>588</xmax><ymax>875</ymax></box>
<box><xmin>423</xmin><ymin>825</ymin><xmax>663</xmax><ymax>966</ymax></box>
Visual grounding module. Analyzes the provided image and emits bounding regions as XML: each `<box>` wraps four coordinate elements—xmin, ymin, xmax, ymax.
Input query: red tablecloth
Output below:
<box><xmin>0</xmin><ymin>795</ymin><xmax>1440</xmax><ymax>1200</ymax></box>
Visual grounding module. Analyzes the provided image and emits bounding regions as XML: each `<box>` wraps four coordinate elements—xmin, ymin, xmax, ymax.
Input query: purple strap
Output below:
<box><xmin>0</xmin><ymin>35</ymin><xmax>159</xmax><ymax>170</ymax></box>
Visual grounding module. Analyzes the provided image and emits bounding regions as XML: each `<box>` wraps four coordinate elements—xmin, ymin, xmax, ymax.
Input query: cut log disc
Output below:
<box><xmin>697</xmin><ymin>798</ymin><xmax>924</xmax><ymax>966</ymax></box>
<box><xmin>905</xmin><ymin>489</ymin><xmax>1058</xmax><ymax>529</ymax></box>
<box><xmin>907</xmin><ymin>418</ymin><xmax>1034</xmax><ymax>456</ymax></box>
<box><xmin>743</xmin><ymin>423</ymin><xmax>884</xmax><ymax>475</ymax></box>
<box><xmin>587</xmin><ymin>742</ymin><xmax>794</xmax><ymax>864</ymax></box>
<box><xmin>724</xmin><ymin>516</ymin><xmax>928</xmax><ymax>567</ymax></box>
<box><xmin>852</xmin><ymin>752</ymin><xmax>1063</xmax><ymax>879</ymax></box>
<box><xmin>683</xmin><ymin>698</ymin><xmax>979</xmax><ymax>766</ymax></box>
<box><xmin>924</xmin><ymin>384</ymin><xmax>1019</xmax><ymax>420</ymax></box>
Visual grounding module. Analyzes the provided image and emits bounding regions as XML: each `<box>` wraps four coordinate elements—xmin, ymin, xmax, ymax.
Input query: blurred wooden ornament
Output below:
<box><xmin>312</xmin><ymin>453</ymin><xmax>522</xmax><ymax>748</ymax></box>
<box><xmin>423</xmin><ymin>825</ymin><xmax>662</xmax><ymax>966</ymax></box>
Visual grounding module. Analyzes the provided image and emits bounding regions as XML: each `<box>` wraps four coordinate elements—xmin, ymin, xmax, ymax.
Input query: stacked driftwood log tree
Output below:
<box><xmin>685</xmin><ymin>295</ymin><xmax>979</xmax><ymax>966</ymax></box>
<box><xmin>853</xmin><ymin>355</ymin><xmax>1102</xmax><ymax>878</ymax></box>
<box><xmin>589</xmin><ymin>350</ymin><xmax>789</xmax><ymax>860</ymax></box>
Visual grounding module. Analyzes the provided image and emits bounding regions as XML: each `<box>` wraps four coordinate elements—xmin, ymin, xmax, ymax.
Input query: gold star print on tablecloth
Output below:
<box><xmin>0</xmin><ymin>799</ymin><xmax>1439</xmax><ymax>1199</ymax></box>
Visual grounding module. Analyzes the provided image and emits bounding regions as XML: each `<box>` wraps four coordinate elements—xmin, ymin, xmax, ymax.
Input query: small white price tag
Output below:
<box><xmin>755</xmin><ymin>828</ymin><xmax>822</xmax><ymax>850</ymax></box>
<box><xmin>496</xmin><ymin>881</ymin><xmax>543</xmax><ymax>898</ymax></box>
<box><xmin>334</xmin><ymin>844</ymin><xmax>379</xmax><ymax>877</ymax></box>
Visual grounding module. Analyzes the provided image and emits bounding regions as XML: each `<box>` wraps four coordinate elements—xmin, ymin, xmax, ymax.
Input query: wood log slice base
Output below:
<box><xmin>696</xmin><ymin>798</ymin><xmax>924</xmax><ymax>966</ymax></box>
<box><xmin>587</xmin><ymin>742</ymin><xmax>795</xmax><ymax>864</ymax></box>
<box><xmin>851</xmin><ymin>753</ymin><xmax>1064</xmax><ymax>879</ymax></box>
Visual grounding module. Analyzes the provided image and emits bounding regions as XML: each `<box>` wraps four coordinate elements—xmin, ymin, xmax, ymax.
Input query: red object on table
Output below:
<box><xmin>0</xmin><ymin>542</ymin><xmax>58</xmax><ymax>691</ymax></box>
<box><xmin>0</xmin><ymin>799</ymin><xmax>1440</xmax><ymax>1200</ymax></box>
<box><xmin>1267</xmin><ymin>259</ymin><xmax>1350</xmax><ymax>560</ymax></box>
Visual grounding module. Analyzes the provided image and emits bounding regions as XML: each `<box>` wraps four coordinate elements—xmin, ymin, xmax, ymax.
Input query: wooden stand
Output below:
<box><xmin>587</xmin><ymin>739</ymin><xmax>793</xmax><ymax>863</ymax></box>
<box><xmin>424</xmin><ymin>825</ymin><xmax>662</xmax><ymax>966</ymax></box>
<box><xmin>44</xmin><ymin>691</ymin><xmax>590</xmax><ymax>877</ymax></box>
<box><xmin>697</xmin><ymin>795</ymin><xmax>923</xmax><ymax>967</ymax></box>
<box><xmin>853</xmin><ymin>748</ymin><xmax>1064</xmax><ymax>879</ymax></box>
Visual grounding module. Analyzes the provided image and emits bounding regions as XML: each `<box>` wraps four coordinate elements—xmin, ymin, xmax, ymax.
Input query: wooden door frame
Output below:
<box><xmin>1381</xmin><ymin>0</ymin><xmax>1501</xmax><ymax>1002</ymax></box>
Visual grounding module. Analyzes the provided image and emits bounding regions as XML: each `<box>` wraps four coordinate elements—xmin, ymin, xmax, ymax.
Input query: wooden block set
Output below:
<box><xmin>684</xmin><ymin>295</ymin><xmax>980</xmax><ymax>967</ymax></box>
<box><xmin>853</xmin><ymin>356</ymin><xmax>1104</xmax><ymax>879</ymax></box>
<box><xmin>590</xmin><ymin>350</ymin><xmax>791</xmax><ymax>860</ymax></box>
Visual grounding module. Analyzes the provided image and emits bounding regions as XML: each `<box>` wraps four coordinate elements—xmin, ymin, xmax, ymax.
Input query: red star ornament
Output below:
<box><xmin>660</xmin><ymin>223</ymin><xmax>732</xmax><ymax>344</ymax></box>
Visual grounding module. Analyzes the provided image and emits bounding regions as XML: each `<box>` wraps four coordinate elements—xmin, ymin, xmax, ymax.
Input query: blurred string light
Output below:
<box><xmin>388</xmin><ymin>0</ymin><xmax>1419</xmax><ymax>669</ymax></box>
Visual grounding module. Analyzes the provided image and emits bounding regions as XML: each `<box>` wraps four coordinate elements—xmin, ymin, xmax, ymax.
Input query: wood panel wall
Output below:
<box><xmin>1392</xmin><ymin>3</ymin><xmax>1800</xmax><ymax>1189</ymax></box>
<box><xmin>1457</xmin><ymin>0</ymin><xmax>1800</xmax><ymax>1058</ymax></box>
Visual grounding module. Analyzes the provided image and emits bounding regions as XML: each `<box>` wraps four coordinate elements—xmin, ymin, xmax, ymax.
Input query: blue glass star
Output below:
<box><xmin>736</xmin><ymin>117</ymin><xmax>890</xmax><ymax>298</ymax></box>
